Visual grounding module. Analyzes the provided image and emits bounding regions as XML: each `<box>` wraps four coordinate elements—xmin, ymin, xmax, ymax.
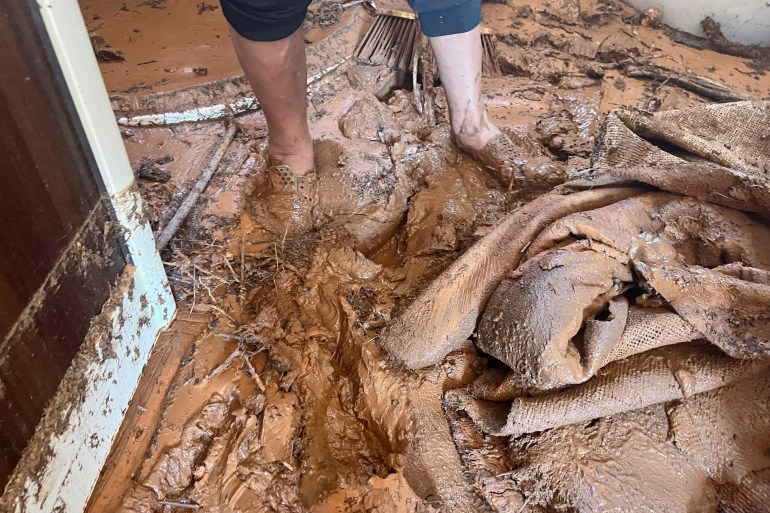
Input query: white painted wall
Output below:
<box><xmin>625</xmin><ymin>0</ymin><xmax>770</xmax><ymax>46</ymax></box>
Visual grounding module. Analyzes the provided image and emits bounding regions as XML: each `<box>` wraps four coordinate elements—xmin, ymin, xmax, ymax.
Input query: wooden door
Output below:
<box><xmin>0</xmin><ymin>0</ymin><xmax>126</xmax><ymax>488</ymax></box>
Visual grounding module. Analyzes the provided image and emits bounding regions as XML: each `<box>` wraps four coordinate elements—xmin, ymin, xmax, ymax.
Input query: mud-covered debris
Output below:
<box><xmin>623</xmin><ymin>62</ymin><xmax>755</xmax><ymax>102</ymax></box>
<box><xmin>541</xmin><ymin>0</ymin><xmax>581</xmax><ymax>26</ymax></box>
<box><xmin>700</xmin><ymin>17</ymin><xmax>770</xmax><ymax>69</ymax></box>
<box><xmin>339</xmin><ymin>94</ymin><xmax>401</xmax><ymax>144</ymax></box>
<box><xmin>509</xmin><ymin>4</ymin><xmax>534</xmax><ymax>25</ymax></box>
<box><xmin>260</xmin><ymin>386</ymin><xmax>300</xmax><ymax>463</ymax></box>
<box><xmin>307</xmin><ymin>0</ymin><xmax>344</xmax><ymax>28</ymax></box>
<box><xmin>537</xmin><ymin>108</ymin><xmax>592</xmax><ymax>159</ymax></box>
<box><xmin>347</xmin><ymin>65</ymin><xmax>406</xmax><ymax>101</ymax></box>
<box><xmin>133</xmin><ymin>155</ymin><xmax>173</xmax><ymax>183</ymax></box>
<box><xmin>640</xmin><ymin>8</ymin><xmax>662</xmax><ymax>28</ymax></box>
<box><xmin>196</xmin><ymin>2</ymin><xmax>218</xmax><ymax>14</ymax></box>
<box><xmin>90</xmin><ymin>35</ymin><xmax>125</xmax><ymax>62</ymax></box>
<box><xmin>116</xmin><ymin>394</ymin><xmax>236</xmax><ymax>513</ymax></box>
<box><xmin>140</xmin><ymin>0</ymin><xmax>166</xmax><ymax>9</ymax></box>
<box><xmin>623</xmin><ymin>6</ymin><xmax>661</xmax><ymax>28</ymax></box>
<box><xmin>496</xmin><ymin>43</ymin><xmax>533</xmax><ymax>77</ymax></box>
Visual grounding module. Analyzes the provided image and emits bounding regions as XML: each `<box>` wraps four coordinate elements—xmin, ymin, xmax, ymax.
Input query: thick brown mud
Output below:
<box><xmin>83</xmin><ymin>0</ymin><xmax>770</xmax><ymax>512</ymax></box>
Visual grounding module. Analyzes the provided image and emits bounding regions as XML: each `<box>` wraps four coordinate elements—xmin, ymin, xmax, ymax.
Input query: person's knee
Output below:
<box><xmin>219</xmin><ymin>0</ymin><xmax>312</xmax><ymax>42</ymax></box>
<box><xmin>406</xmin><ymin>0</ymin><xmax>482</xmax><ymax>37</ymax></box>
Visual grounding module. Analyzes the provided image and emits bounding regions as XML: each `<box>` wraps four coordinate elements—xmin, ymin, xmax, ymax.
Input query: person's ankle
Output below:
<box><xmin>268</xmin><ymin>141</ymin><xmax>315</xmax><ymax>176</ymax></box>
<box><xmin>450</xmin><ymin>107</ymin><xmax>501</xmax><ymax>150</ymax></box>
<box><xmin>452</xmin><ymin>124</ymin><xmax>501</xmax><ymax>151</ymax></box>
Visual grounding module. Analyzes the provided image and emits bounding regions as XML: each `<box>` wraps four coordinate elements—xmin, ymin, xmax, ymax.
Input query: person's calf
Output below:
<box><xmin>228</xmin><ymin>25</ymin><xmax>315</xmax><ymax>176</ymax></box>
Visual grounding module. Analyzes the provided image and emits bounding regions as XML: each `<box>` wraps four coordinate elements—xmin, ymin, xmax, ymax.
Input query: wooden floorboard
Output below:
<box><xmin>84</xmin><ymin>307</ymin><xmax>211</xmax><ymax>513</ymax></box>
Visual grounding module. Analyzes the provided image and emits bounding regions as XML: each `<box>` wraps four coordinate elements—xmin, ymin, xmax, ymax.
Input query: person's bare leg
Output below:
<box><xmin>229</xmin><ymin>26</ymin><xmax>314</xmax><ymax>175</ymax></box>
<box><xmin>428</xmin><ymin>26</ymin><xmax>500</xmax><ymax>150</ymax></box>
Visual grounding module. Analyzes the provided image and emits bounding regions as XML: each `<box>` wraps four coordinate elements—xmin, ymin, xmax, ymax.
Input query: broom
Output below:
<box><xmin>353</xmin><ymin>8</ymin><xmax>502</xmax><ymax>76</ymax></box>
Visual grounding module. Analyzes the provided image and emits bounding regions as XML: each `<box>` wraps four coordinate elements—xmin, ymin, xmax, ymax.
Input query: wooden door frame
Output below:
<box><xmin>1</xmin><ymin>1</ymin><xmax>176</xmax><ymax>511</ymax></box>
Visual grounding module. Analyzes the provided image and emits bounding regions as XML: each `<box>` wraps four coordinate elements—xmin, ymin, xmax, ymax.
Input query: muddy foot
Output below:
<box><xmin>452</xmin><ymin>132</ymin><xmax>524</xmax><ymax>188</ymax></box>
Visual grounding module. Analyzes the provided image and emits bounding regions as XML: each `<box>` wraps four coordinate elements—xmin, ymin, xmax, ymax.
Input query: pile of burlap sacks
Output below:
<box><xmin>381</xmin><ymin>101</ymin><xmax>770</xmax><ymax>511</ymax></box>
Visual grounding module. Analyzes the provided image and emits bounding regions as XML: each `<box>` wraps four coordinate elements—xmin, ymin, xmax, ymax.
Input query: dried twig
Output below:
<box><xmin>204</xmin><ymin>348</ymin><xmax>243</xmax><ymax>381</ymax></box>
<box><xmin>240</xmin><ymin>235</ymin><xmax>246</xmax><ymax>304</ymax></box>
<box><xmin>167</xmin><ymin>253</ymin><xmax>228</xmax><ymax>283</ymax></box>
<box><xmin>205</xmin><ymin>303</ymin><xmax>239</xmax><ymax>325</ymax></box>
<box><xmin>242</xmin><ymin>352</ymin><xmax>266</xmax><ymax>392</ymax></box>
<box><xmin>222</xmin><ymin>256</ymin><xmax>240</xmax><ymax>284</ymax></box>
<box><xmin>623</xmin><ymin>62</ymin><xmax>755</xmax><ymax>102</ymax></box>
<box><xmin>516</xmin><ymin>495</ymin><xmax>532</xmax><ymax>513</ymax></box>
<box><xmin>190</xmin><ymin>266</ymin><xmax>197</xmax><ymax>314</ymax></box>
<box><xmin>700</xmin><ymin>17</ymin><xmax>769</xmax><ymax>61</ymax></box>
<box><xmin>158</xmin><ymin>500</ymin><xmax>201</xmax><ymax>510</ymax></box>
<box><xmin>216</xmin><ymin>332</ymin><xmax>260</xmax><ymax>343</ymax></box>
<box><xmin>156</xmin><ymin>122</ymin><xmax>238</xmax><ymax>250</ymax></box>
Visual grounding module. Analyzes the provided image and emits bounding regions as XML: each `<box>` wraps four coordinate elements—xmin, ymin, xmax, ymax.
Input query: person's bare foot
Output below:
<box><xmin>450</xmin><ymin>110</ymin><xmax>523</xmax><ymax>187</ymax></box>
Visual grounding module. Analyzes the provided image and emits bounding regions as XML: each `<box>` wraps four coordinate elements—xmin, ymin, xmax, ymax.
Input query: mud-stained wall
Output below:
<box><xmin>0</xmin><ymin>0</ymin><xmax>125</xmax><ymax>489</ymax></box>
<box><xmin>624</xmin><ymin>0</ymin><xmax>770</xmax><ymax>46</ymax></box>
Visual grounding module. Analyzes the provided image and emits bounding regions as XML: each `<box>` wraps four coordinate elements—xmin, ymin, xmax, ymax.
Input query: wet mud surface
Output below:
<box><xmin>80</xmin><ymin>0</ymin><xmax>240</xmax><ymax>95</ymax></box>
<box><xmin>86</xmin><ymin>0</ymin><xmax>770</xmax><ymax>511</ymax></box>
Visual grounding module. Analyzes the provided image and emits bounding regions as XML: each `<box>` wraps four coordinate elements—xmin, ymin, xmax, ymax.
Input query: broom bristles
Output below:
<box><xmin>353</xmin><ymin>14</ymin><xmax>501</xmax><ymax>76</ymax></box>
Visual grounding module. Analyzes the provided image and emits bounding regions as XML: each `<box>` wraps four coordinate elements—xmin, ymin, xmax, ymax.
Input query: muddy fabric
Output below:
<box><xmin>452</xmin><ymin>102</ymin><xmax>770</xmax><ymax>435</ymax></box>
<box><xmin>666</xmin><ymin>373</ymin><xmax>770</xmax><ymax>485</ymax></box>
<box><xmin>451</xmin><ymin>345</ymin><xmax>770</xmax><ymax>436</ymax></box>
<box><xmin>379</xmin><ymin>101</ymin><xmax>770</xmax><ymax>442</ymax></box>
<box><xmin>499</xmin><ymin>405</ymin><xmax>721</xmax><ymax>512</ymax></box>
<box><xmin>477</xmin><ymin>245</ymin><xmax>633</xmax><ymax>388</ymax></box>
<box><xmin>476</xmin><ymin>191</ymin><xmax>770</xmax><ymax>389</ymax></box>
<box><xmin>717</xmin><ymin>469</ymin><xmax>770</xmax><ymax>513</ymax></box>
<box><xmin>378</xmin><ymin>186</ymin><xmax>644</xmax><ymax>368</ymax></box>
<box><xmin>488</xmin><ymin>372</ymin><xmax>770</xmax><ymax>513</ymax></box>
<box><xmin>592</xmin><ymin>101</ymin><xmax>770</xmax><ymax>173</ymax></box>
<box><xmin>607</xmin><ymin>305</ymin><xmax>700</xmax><ymax>361</ymax></box>
<box><xmin>569</xmin><ymin>162</ymin><xmax>770</xmax><ymax>217</ymax></box>
<box><xmin>381</xmin><ymin>104</ymin><xmax>770</xmax><ymax>372</ymax></box>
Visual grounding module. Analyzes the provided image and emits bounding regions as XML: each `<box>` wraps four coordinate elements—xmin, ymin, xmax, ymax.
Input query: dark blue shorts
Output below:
<box><xmin>220</xmin><ymin>0</ymin><xmax>481</xmax><ymax>41</ymax></box>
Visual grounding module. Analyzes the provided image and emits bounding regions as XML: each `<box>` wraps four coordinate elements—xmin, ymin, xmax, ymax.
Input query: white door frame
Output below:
<box><xmin>5</xmin><ymin>1</ymin><xmax>176</xmax><ymax>511</ymax></box>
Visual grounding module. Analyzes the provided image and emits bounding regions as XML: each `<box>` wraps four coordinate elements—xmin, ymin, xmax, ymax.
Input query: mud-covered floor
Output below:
<box><xmin>82</xmin><ymin>1</ymin><xmax>770</xmax><ymax>512</ymax></box>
